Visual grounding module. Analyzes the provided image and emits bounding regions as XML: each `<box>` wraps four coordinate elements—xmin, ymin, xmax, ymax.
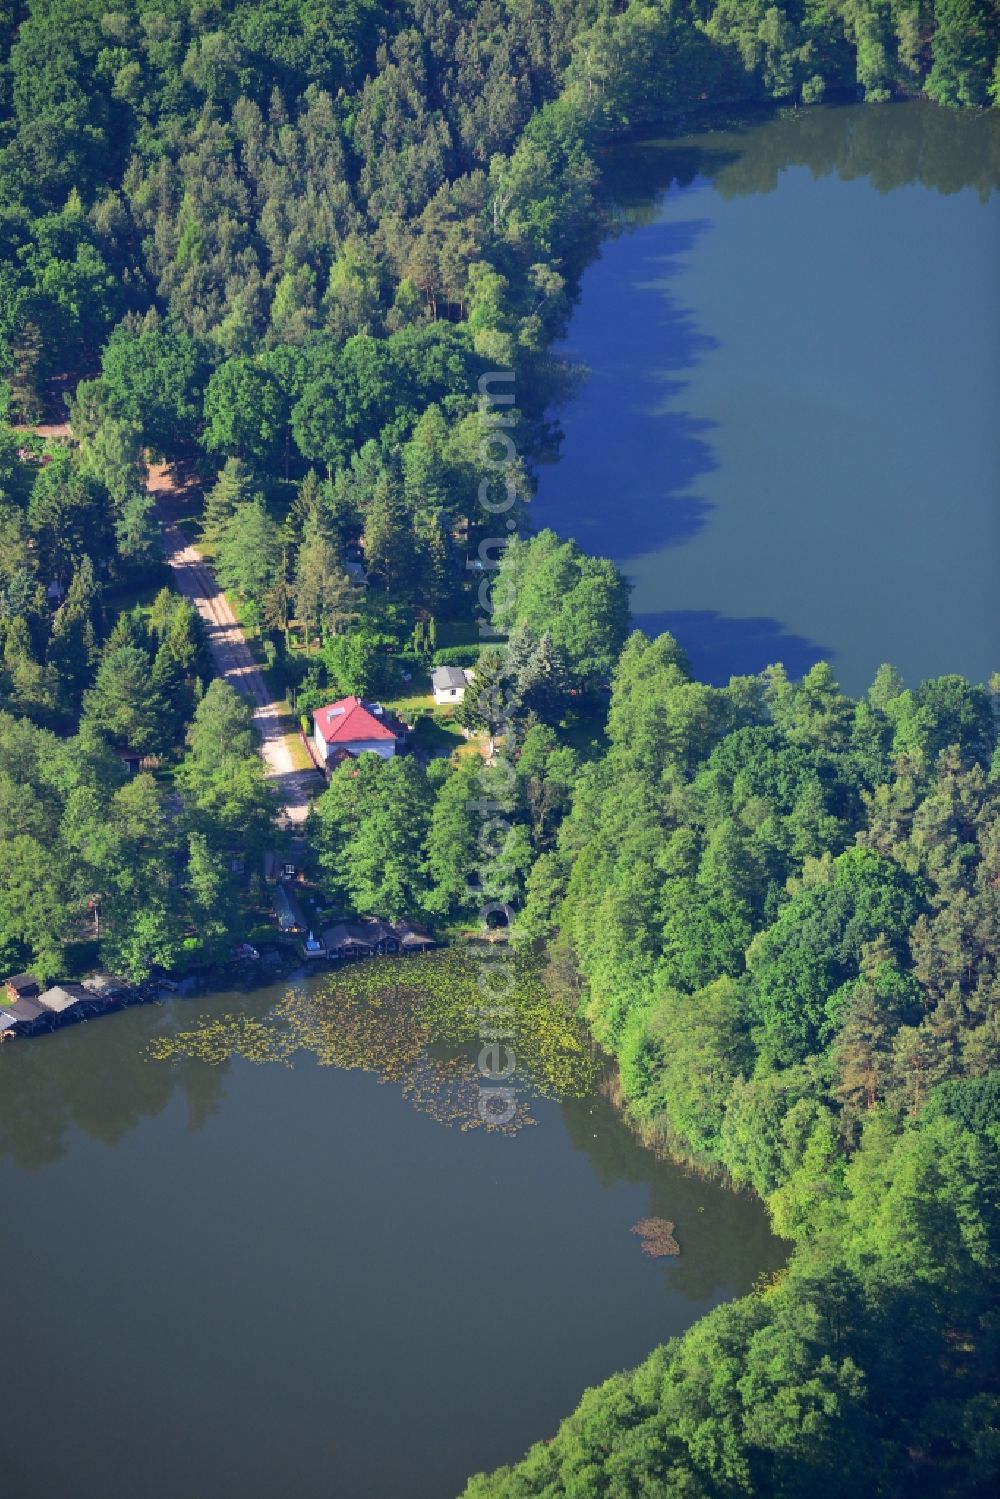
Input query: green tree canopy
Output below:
<box><xmin>310</xmin><ymin>753</ymin><xmax>433</xmax><ymax>919</ymax></box>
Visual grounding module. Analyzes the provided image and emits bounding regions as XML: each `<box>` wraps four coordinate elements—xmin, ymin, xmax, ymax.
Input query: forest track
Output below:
<box><xmin>148</xmin><ymin>463</ymin><xmax>322</xmax><ymax>827</ymax></box>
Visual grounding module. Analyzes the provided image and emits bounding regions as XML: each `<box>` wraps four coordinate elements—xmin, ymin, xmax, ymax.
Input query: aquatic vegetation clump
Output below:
<box><xmin>149</xmin><ymin>1013</ymin><xmax>291</xmax><ymax>1067</ymax></box>
<box><xmin>149</xmin><ymin>951</ymin><xmax>599</xmax><ymax>1133</ymax></box>
<box><xmin>631</xmin><ymin>1218</ymin><xmax>680</xmax><ymax>1257</ymax></box>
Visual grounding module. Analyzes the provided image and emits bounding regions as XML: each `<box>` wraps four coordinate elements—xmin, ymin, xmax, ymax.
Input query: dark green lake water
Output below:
<box><xmin>0</xmin><ymin>974</ymin><xmax>783</xmax><ymax>1499</ymax></box>
<box><xmin>533</xmin><ymin>102</ymin><xmax>1000</xmax><ymax>693</ymax></box>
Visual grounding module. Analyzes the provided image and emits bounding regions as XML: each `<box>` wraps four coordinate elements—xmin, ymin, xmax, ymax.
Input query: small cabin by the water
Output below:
<box><xmin>83</xmin><ymin>973</ymin><xmax>132</xmax><ymax>1005</ymax></box>
<box><xmin>320</xmin><ymin>917</ymin><xmax>436</xmax><ymax>960</ymax></box>
<box><xmin>319</xmin><ymin>918</ymin><xmax>401</xmax><ymax>958</ymax></box>
<box><xmin>394</xmin><ymin>920</ymin><xmax>436</xmax><ymax>953</ymax></box>
<box><xmin>0</xmin><ymin>969</ymin><xmax>143</xmax><ymax>1041</ymax></box>
<box><xmin>5</xmin><ymin>973</ymin><xmax>39</xmax><ymax>1003</ymax></box>
<box><xmin>37</xmin><ymin>984</ymin><xmax>94</xmax><ymax>1019</ymax></box>
<box><xmin>321</xmin><ymin>920</ymin><xmax>380</xmax><ymax>959</ymax></box>
<box><xmin>4</xmin><ymin>994</ymin><xmax>50</xmax><ymax>1034</ymax></box>
<box><xmin>365</xmin><ymin>919</ymin><xmax>401</xmax><ymax>953</ymax></box>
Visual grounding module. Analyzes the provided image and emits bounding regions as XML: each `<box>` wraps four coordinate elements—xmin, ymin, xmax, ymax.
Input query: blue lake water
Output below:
<box><xmin>532</xmin><ymin>102</ymin><xmax>1000</xmax><ymax>692</ymax></box>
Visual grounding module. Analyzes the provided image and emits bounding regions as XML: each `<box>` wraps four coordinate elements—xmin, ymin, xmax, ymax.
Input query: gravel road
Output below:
<box><xmin>149</xmin><ymin>464</ymin><xmax>322</xmax><ymax>826</ymax></box>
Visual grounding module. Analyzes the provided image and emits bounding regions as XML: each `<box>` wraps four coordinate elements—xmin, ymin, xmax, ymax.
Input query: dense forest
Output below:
<box><xmin>457</xmin><ymin>620</ymin><xmax>1000</xmax><ymax>1496</ymax></box>
<box><xmin>1</xmin><ymin>0</ymin><xmax>998</xmax><ymax>426</ymax></box>
<box><xmin>0</xmin><ymin>1</ymin><xmax>996</xmax><ymax>1495</ymax></box>
<box><xmin>1</xmin><ymin>1</ymin><xmax>997</xmax><ymax>983</ymax></box>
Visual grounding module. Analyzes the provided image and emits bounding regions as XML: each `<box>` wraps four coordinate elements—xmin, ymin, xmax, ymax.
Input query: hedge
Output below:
<box><xmin>432</xmin><ymin>645</ymin><xmax>481</xmax><ymax>667</ymax></box>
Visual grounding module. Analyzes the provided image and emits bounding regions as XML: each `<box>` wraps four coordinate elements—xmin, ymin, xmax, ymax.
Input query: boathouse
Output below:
<box><xmin>5</xmin><ymin>973</ymin><xmax>39</xmax><ymax>1003</ymax></box>
<box><xmin>321</xmin><ymin>920</ymin><xmax>381</xmax><ymax>959</ymax></box>
<box><xmin>394</xmin><ymin>920</ymin><xmax>436</xmax><ymax>953</ymax></box>
<box><xmin>37</xmin><ymin>984</ymin><xmax>98</xmax><ymax>1021</ymax></box>
<box><xmin>364</xmin><ymin>919</ymin><xmax>401</xmax><ymax>954</ymax></box>
<box><xmin>82</xmin><ymin>973</ymin><xmax>132</xmax><ymax>1005</ymax></box>
<box><xmin>3</xmin><ymin>994</ymin><xmax>50</xmax><ymax>1034</ymax></box>
<box><xmin>320</xmin><ymin>918</ymin><xmax>435</xmax><ymax>960</ymax></box>
<box><xmin>319</xmin><ymin>918</ymin><xmax>400</xmax><ymax>958</ymax></box>
<box><xmin>37</xmin><ymin>983</ymin><xmax>91</xmax><ymax>1019</ymax></box>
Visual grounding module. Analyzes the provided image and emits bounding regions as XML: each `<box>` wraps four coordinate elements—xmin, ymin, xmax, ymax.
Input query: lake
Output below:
<box><xmin>0</xmin><ymin>958</ymin><xmax>785</xmax><ymax>1499</ymax></box>
<box><xmin>533</xmin><ymin>102</ymin><xmax>1000</xmax><ymax>693</ymax></box>
<box><xmin>4</xmin><ymin>101</ymin><xmax>992</xmax><ymax>1499</ymax></box>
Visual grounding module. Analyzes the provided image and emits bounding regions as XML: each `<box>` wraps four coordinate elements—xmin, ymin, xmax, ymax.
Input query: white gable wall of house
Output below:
<box><xmin>343</xmin><ymin>737</ymin><xmax>395</xmax><ymax>760</ymax></box>
<box><xmin>313</xmin><ymin>725</ymin><xmax>396</xmax><ymax>762</ymax></box>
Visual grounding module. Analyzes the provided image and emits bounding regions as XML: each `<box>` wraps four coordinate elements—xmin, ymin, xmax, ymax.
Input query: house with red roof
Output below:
<box><xmin>312</xmin><ymin>696</ymin><xmax>401</xmax><ymax>765</ymax></box>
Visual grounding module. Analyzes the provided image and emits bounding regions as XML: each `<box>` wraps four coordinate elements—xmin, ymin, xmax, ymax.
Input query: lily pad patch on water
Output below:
<box><xmin>148</xmin><ymin>951</ymin><xmax>599</xmax><ymax>1134</ymax></box>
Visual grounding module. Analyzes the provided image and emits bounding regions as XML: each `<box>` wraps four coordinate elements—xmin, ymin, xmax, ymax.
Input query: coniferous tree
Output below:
<box><xmin>10</xmin><ymin>321</ymin><xmax>45</xmax><ymax>422</ymax></box>
<box><xmin>47</xmin><ymin>582</ymin><xmax>99</xmax><ymax>717</ymax></box>
<box><xmin>835</xmin><ymin>987</ymin><xmax>901</xmax><ymax>1118</ymax></box>
<box><xmin>363</xmin><ymin>470</ymin><xmax>417</xmax><ymax>597</ymax></box>
<box><xmin>82</xmin><ymin>644</ymin><xmax>166</xmax><ymax>755</ymax></box>
<box><xmin>215</xmin><ymin>495</ymin><xmax>282</xmax><ymax>612</ymax></box>
<box><xmin>287</xmin><ymin>468</ymin><xmax>326</xmax><ymax>547</ymax></box>
<box><xmin>456</xmin><ymin>648</ymin><xmax>516</xmax><ymax>746</ymax></box>
<box><xmin>293</xmin><ymin>526</ymin><xmax>360</xmax><ymax>641</ymax></box>
<box><xmin>517</xmin><ymin>631</ymin><xmax>572</xmax><ymax>724</ymax></box>
<box><xmin>201</xmin><ymin>457</ymin><xmax>256</xmax><ymax>546</ymax></box>
<box><xmin>311</xmin><ymin>755</ymin><xmax>433</xmax><ymax>919</ymax></box>
<box><xmin>416</xmin><ymin>509</ymin><xmax>456</xmax><ymax>614</ymax></box>
<box><xmin>186</xmin><ymin>830</ymin><xmax>242</xmax><ymax>965</ymax></box>
<box><xmin>425</xmin><ymin>758</ymin><xmax>481</xmax><ymax>915</ymax></box>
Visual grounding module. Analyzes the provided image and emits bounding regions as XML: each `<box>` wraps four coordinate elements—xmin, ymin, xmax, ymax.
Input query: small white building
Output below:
<box><xmin>431</xmin><ymin>666</ymin><xmax>472</xmax><ymax>705</ymax></box>
<box><xmin>312</xmin><ymin>696</ymin><xmax>400</xmax><ymax>764</ymax></box>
